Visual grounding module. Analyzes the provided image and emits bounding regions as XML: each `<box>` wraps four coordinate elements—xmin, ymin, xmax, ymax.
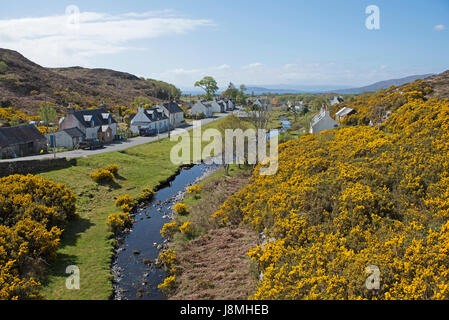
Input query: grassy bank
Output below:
<box><xmin>38</xmin><ymin>118</ymin><xmax>229</xmax><ymax>300</ymax></box>
<box><xmin>166</xmin><ymin>165</ymin><xmax>259</xmax><ymax>299</ymax></box>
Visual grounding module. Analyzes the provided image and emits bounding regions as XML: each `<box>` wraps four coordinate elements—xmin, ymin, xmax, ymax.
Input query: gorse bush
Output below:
<box><xmin>105</xmin><ymin>164</ymin><xmax>119</xmax><ymax>175</ymax></box>
<box><xmin>157</xmin><ymin>249</ymin><xmax>178</xmax><ymax>293</ymax></box>
<box><xmin>107</xmin><ymin>212</ymin><xmax>133</xmax><ymax>235</ymax></box>
<box><xmin>140</xmin><ymin>187</ymin><xmax>155</xmax><ymax>201</ymax></box>
<box><xmin>115</xmin><ymin>194</ymin><xmax>137</xmax><ymax>212</ymax></box>
<box><xmin>187</xmin><ymin>184</ymin><xmax>201</xmax><ymax>194</ymax></box>
<box><xmin>90</xmin><ymin>168</ymin><xmax>114</xmax><ymax>184</ymax></box>
<box><xmin>161</xmin><ymin>221</ymin><xmax>178</xmax><ymax>239</ymax></box>
<box><xmin>173</xmin><ymin>203</ymin><xmax>188</xmax><ymax>215</ymax></box>
<box><xmin>0</xmin><ymin>174</ymin><xmax>76</xmax><ymax>300</ymax></box>
<box><xmin>212</xmin><ymin>79</ymin><xmax>449</xmax><ymax>300</ymax></box>
<box><xmin>179</xmin><ymin>221</ymin><xmax>191</xmax><ymax>234</ymax></box>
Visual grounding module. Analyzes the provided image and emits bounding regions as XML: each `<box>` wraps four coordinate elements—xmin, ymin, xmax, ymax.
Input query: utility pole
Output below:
<box><xmin>168</xmin><ymin>107</ymin><xmax>171</xmax><ymax>139</ymax></box>
<box><xmin>53</xmin><ymin>133</ymin><xmax>57</xmax><ymax>158</ymax></box>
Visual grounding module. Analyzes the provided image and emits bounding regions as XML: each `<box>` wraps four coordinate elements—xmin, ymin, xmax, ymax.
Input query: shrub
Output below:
<box><xmin>157</xmin><ymin>275</ymin><xmax>176</xmax><ymax>293</ymax></box>
<box><xmin>107</xmin><ymin>212</ymin><xmax>133</xmax><ymax>235</ymax></box>
<box><xmin>140</xmin><ymin>187</ymin><xmax>155</xmax><ymax>201</ymax></box>
<box><xmin>161</xmin><ymin>221</ymin><xmax>178</xmax><ymax>238</ymax></box>
<box><xmin>158</xmin><ymin>249</ymin><xmax>177</xmax><ymax>269</ymax></box>
<box><xmin>0</xmin><ymin>174</ymin><xmax>76</xmax><ymax>300</ymax></box>
<box><xmin>173</xmin><ymin>203</ymin><xmax>188</xmax><ymax>215</ymax></box>
<box><xmin>105</xmin><ymin>164</ymin><xmax>119</xmax><ymax>175</ymax></box>
<box><xmin>90</xmin><ymin>168</ymin><xmax>114</xmax><ymax>184</ymax></box>
<box><xmin>115</xmin><ymin>194</ymin><xmax>137</xmax><ymax>211</ymax></box>
<box><xmin>187</xmin><ymin>184</ymin><xmax>201</xmax><ymax>194</ymax></box>
<box><xmin>179</xmin><ymin>221</ymin><xmax>191</xmax><ymax>234</ymax></box>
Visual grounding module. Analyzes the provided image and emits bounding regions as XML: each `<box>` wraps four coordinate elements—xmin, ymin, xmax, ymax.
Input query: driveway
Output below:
<box><xmin>0</xmin><ymin>112</ymin><xmax>232</xmax><ymax>163</ymax></box>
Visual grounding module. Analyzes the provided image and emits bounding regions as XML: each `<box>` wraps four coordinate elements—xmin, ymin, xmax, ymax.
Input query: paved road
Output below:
<box><xmin>0</xmin><ymin>113</ymin><xmax>231</xmax><ymax>163</ymax></box>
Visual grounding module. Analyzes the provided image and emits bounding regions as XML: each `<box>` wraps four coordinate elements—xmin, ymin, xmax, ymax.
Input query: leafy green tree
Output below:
<box><xmin>38</xmin><ymin>101</ymin><xmax>57</xmax><ymax>129</ymax></box>
<box><xmin>236</xmin><ymin>84</ymin><xmax>248</xmax><ymax>105</ymax></box>
<box><xmin>222</xmin><ymin>82</ymin><xmax>239</xmax><ymax>101</ymax></box>
<box><xmin>194</xmin><ymin>76</ymin><xmax>218</xmax><ymax>101</ymax></box>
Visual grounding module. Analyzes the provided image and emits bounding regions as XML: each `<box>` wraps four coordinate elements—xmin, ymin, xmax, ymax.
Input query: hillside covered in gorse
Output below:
<box><xmin>212</xmin><ymin>72</ymin><xmax>449</xmax><ymax>299</ymax></box>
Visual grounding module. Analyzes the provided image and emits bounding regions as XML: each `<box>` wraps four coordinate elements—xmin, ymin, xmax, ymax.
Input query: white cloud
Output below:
<box><xmin>213</xmin><ymin>64</ymin><xmax>230</xmax><ymax>70</ymax></box>
<box><xmin>0</xmin><ymin>10</ymin><xmax>214</xmax><ymax>67</ymax></box>
<box><xmin>435</xmin><ymin>24</ymin><xmax>445</xmax><ymax>31</ymax></box>
<box><xmin>243</xmin><ymin>62</ymin><xmax>263</xmax><ymax>69</ymax></box>
<box><xmin>151</xmin><ymin>60</ymin><xmax>410</xmax><ymax>89</ymax></box>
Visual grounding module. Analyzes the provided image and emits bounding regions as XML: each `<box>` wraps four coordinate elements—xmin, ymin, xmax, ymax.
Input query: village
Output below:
<box><xmin>0</xmin><ymin>93</ymin><xmax>362</xmax><ymax>160</ymax></box>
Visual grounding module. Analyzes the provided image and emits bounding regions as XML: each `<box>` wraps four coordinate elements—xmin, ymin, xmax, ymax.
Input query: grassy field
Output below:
<box><xmin>38</xmin><ymin>118</ymin><xmax>229</xmax><ymax>300</ymax></box>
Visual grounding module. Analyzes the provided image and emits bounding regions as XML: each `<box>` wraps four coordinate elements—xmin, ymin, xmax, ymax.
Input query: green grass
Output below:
<box><xmin>38</xmin><ymin>118</ymin><xmax>229</xmax><ymax>300</ymax></box>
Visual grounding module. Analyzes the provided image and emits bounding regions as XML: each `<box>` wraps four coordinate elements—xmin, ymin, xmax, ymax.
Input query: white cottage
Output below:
<box><xmin>310</xmin><ymin>108</ymin><xmax>339</xmax><ymax>134</ymax></box>
<box><xmin>130</xmin><ymin>107</ymin><xmax>169</xmax><ymax>135</ymax></box>
<box><xmin>190</xmin><ymin>101</ymin><xmax>213</xmax><ymax>118</ymax></box>
<box><xmin>58</xmin><ymin>107</ymin><xmax>117</xmax><ymax>143</ymax></box>
<box><xmin>335</xmin><ymin>107</ymin><xmax>355</xmax><ymax>122</ymax></box>
<box><xmin>159</xmin><ymin>102</ymin><xmax>185</xmax><ymax>127</ymax></box>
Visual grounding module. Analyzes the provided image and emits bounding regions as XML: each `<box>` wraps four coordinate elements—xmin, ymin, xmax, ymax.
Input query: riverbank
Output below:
<box><xmin>165</xmin><ymin>165</ymin><xmax>259</xmax><ymax>299</ymax></box>
<box><xmin>38</xmin><ymin>117</ymin><xmax>230</xmax><ymax>300</ymax></box>
<box><xmin>112</xmin><ymin>163</ymin><xmax>220</xmax><ymax>300</ymax></box>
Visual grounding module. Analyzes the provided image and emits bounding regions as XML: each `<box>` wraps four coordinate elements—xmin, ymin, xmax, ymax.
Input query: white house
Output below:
<box><xmin>330</xmin><ymin>96</ymin><xmax>344</xmax><ymax>106</ymax></box>
<box><xmin>46</xmin><ymin>127</ymin><xmax>84</xmax><ymax>149</ymax></box>
<box><xmin>209</xmin><ymin>100</ymin><xmax>224</xmax><ymax>113</ymax></box>
<box><xmin>310</xmin><ymin>108</ymin><xmax>339</xmax><ymax>134</ymax></box>
<box><xmin>130</xmin><ymin>107</ymin><xmax>169</xmax><ymax>135</ymax></box>
<box><xmin>59</xmin><ymin>107</ymin><xmax>117</xmax><ymax>143</ymax></box>
<box><xmin>224</xmin><ymin>99</ymin><xmax>235</xmax><ymax>111</ymax></box>
<box><xmin>159</xmin><ymin>102</ymin><xmax>185</xmax><ymax>127</ymax></box>
<box><xmin>335</xmin><ymin>107</ymin><xmax>355</xmax><ymax>122</ymax></box>
<box><xmin>191</xmin><ymin>101</ymin><xmax>213</xmax><ymax>118</ymax></box>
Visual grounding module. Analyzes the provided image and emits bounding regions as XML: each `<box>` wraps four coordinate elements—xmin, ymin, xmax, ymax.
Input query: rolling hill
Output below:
<box><xmin>332</xmin><ymin>74</ymin><xmax>434</xmax><ymax>94</ymax></box>
<box><xmin>0</xmin><ymin>48</ymin><xmax>180</xmax><ymax>116</ymax></box>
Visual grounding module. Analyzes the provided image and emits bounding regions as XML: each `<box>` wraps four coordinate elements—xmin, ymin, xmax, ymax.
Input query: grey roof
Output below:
<box><xmin>162</xmin><ymin>102</ymin><xmax>183</xmax><ymax>114</ymax></box>
<box><xmin>0</xmin><ymin>125</ymin><xmax>46</xmax><ymax>148</ymax></box>
<box><xmin>64</xmin><ymin>127</ymin><xmax>84</xmax><ymax>138</ymax></box>
<box><xmin>142</xmin><ymin>107</ymin><xmax>168</xmax><ymax>121</ymax></box>
<box><xmin>311</xmin><ymin>109</ymin><xmax>328</xmax><ymax>126</ymax></box>
<box><xmin>73</xmin><ymin>108</ymin><xmax>116</xmax><ymax>128</ymax></box>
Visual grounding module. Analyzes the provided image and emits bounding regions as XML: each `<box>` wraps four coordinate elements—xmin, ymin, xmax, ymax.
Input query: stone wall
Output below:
<box><xmin>0</xmin><ymin>158</ymin><xmax>76</xmax><ymax>177</ymax></box>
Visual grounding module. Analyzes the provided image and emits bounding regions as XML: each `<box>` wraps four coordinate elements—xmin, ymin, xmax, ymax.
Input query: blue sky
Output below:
<box><xmin>1</xmin><ymin>0</ymin><xmax>448</xmax><ymax>90</ymax></box>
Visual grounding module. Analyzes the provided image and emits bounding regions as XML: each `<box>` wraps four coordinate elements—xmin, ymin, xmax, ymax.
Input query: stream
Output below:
<box><xmin>111</xmin><ymin>119</ymin><xmax>290</xmax><ymax>300</ymax></box>
<box><xmin>111</xmin><ymin>163</ymin><xmax>217</xmax><ymax>300</ymax></box>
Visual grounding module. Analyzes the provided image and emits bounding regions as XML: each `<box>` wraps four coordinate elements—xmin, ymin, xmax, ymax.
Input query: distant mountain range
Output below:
<box><xmin>330</xmin><ymin>74</ymin><xmax>435</xmax><ymax>94</ymax></box>
<box><xmin>182</xmin><ymin>74</ymin><xmax>435</xmax><ymax>96</ymax></box>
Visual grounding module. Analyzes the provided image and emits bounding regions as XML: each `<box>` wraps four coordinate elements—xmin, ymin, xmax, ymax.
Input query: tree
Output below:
<box><xmin>194</xmin><ymin>76</ymin><xmax>218</xmax><ymax>101</ymax></box>
<box><xmin>38</xmin><ymin>101</ymin><xmax>57</xmax><ymax>129</ymax></box>
<box><xmin>244</xmin><ymin>102</ymin><xmax>272</xmax><ymax>165</ymax></box>
<box><xmin>222</xmin><ymin>82</ymin><xmax>240</xmax><ymax>101</ymax></box>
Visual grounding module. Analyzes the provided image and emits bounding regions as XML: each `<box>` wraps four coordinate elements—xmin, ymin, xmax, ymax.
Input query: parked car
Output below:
<box><xmin>79</xmin><ymin>139</ymin><xmax>104</xmax><ymax>150</ymax></box>
<box><xmin>139</xmin><ymin>128</ymin><xmax>156</xmax><ymax>137</ymax></box>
